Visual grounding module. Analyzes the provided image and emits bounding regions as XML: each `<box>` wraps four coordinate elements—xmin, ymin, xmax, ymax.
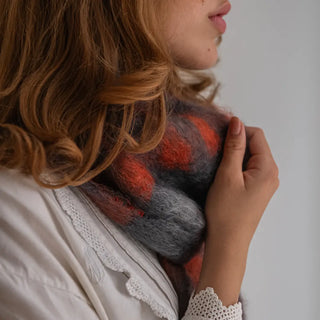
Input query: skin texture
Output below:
<box><xmin>162</xmin><ymin>0</ymin><xmax>228</xmax><ymax>69</ymax></box>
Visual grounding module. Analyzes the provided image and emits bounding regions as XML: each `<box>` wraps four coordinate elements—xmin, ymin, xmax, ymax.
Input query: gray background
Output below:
<box><xmin>210</xmin><ymin>0</ymin><xmax>320</xmax><ymax>319</ymax></box>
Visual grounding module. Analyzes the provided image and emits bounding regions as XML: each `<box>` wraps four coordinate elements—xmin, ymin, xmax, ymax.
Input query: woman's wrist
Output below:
<box><xmin>206</xmin><ymin>224</ymin><xmax>252</xmax><ymax>252</ymax></box>
<box><xmin>194</xmin><ymin>235</ymin><xmax>249</xmax><ymax>306</ymax></box>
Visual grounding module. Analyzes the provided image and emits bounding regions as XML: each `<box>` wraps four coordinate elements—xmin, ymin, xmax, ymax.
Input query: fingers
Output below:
<box><xmin>220</xmin><ymin>121</ymin><xmax>278</xmax><ymax>183</ymax></box>
<box><xmin>244</xmin><ymin>126</ymin><xmax>273</xmax><ymax>157</ymax></box>
<box><xmin>219</xmin><ymin>117</ymin><xmax>246</xmax><ymax>176</ymax></box>
<box><xmin>244</xmin><ymin>125</ymin><xmax>279</xmax><ymax>183</ymax></box>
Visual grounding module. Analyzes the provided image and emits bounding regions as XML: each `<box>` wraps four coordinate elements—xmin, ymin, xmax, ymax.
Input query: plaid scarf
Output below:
<box><xmin>79</xmin><ymin>94</ymin><xmax>249</xmax><ymax>319</ymax></box>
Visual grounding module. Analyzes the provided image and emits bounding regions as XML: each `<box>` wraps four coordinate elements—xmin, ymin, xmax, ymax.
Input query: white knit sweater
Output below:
<box><xmin>0</xmin><ymin>169</ymin><xmax>242</xmax><ymax>320</ymax></box>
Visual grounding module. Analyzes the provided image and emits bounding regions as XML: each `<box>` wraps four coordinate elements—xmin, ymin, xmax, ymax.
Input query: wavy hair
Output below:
<box><xmin>0</xmin><ymin>0</ymin><xmax>223</xmax><ymax>188</ymax></box>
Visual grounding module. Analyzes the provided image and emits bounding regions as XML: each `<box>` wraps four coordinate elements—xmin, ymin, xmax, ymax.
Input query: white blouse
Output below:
<box><xmin>0</xmin><ymin>169</ymin><xmax>243</xmax><ymax>320</ymax></box>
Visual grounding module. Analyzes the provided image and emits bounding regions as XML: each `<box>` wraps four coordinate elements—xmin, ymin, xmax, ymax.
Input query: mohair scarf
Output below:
<box><xmin>78</xmin><ymin>93</ymin><xmax>250</xmax><ymax>319</ymax></box>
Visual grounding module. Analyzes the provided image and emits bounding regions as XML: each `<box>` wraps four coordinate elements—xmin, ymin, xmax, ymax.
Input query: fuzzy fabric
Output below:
<box><xmin>79</xmin><ymin>93</ymin><xmax>250</xmax><ymax>319</ymax></box>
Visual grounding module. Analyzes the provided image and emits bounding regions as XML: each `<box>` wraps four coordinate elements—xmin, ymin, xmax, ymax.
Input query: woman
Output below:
<box><xmin>0</xmin><ymin>1</ymin><xmax>279</xmax><ymax>319</ymax></box>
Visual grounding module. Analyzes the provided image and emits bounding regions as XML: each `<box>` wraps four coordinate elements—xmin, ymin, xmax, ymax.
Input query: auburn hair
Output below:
<box><xmin>0</xmin><ymin>0</ymin><xmax>223</xmax><ymax>188</ymax></box>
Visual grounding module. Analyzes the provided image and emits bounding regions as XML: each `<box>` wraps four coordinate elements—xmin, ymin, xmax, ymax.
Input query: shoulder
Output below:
<box><xmin>0</xmin><ymin>168</ymin><xmax>84</xmax><ymax>296</ymax></box>
<box><xmin>0</xmin><ymin>168</ymin><xmax>102</xmax><ymax>318</ymax></box>
<box><xmin>0</xmin><ymin>168</ymin><xmax>59</xmax><ymax>218</ymax></box>
<box><xmin>0</xmin><ymin>169</ymin><xmax>66</xmax><ymax>257</ymax></box>
<box><xmin>0</xmin><ymin>168</ymin><xmax>62</xmax><ymax>244</ymax></box>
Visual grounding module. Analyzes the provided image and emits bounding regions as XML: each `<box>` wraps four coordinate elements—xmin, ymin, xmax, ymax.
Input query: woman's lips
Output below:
<box><xmin>208</xmin><ymin>2</ymin><xmax>231</xmax><ymax>17</ymax></box>
<box><xmin>208</xmin><ymin>2</ymin><xmax>231</xmax><ymax>34</ymax></box>
<box><xmin>209</xmin><ymin>15</ymin><xmax>227</xmax><ymax>34</ymax></box>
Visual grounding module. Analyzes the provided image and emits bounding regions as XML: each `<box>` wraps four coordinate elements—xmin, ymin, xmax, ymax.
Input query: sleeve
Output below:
<box><xmin>181</xmin><ymin>287</ymin><xmax>243</xmax><ymax>320</ymax></box>
<box><xmin>0</xmin><ymin>265</ymin><xmax>100</xmax><ymax>320</ymax></box>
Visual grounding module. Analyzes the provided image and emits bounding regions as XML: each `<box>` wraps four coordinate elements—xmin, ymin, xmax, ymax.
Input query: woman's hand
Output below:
<box><xmin>205</xmin><ymin>116</ymin><xmax>280</xmax><ymax>249</ymax></box>
<box><xmin>193</xmin><ymin>117</ymin><xmax>279</xmax><ymax>306</ymax></box>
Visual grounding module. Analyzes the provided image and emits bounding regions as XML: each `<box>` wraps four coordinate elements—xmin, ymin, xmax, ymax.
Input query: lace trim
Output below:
<box><xmin>53</xmin><ymin>187</ymin><xmax>177</xmax><ymax>320</ymax></box>
<box><xmin>82</xmin><ymin>192</ymin><xmax>179</xmax><ymax>314</ymax></box>
<box><xmin>182</xmin><ymin>287</ymin><xmax>242</xmax><ymax>320</ymax></box>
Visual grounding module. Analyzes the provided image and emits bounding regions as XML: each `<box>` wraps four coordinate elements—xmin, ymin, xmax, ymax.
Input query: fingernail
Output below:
<box><xmin>231</xmin><ymin>117</ymin><xmax>241</xmax><ymax>135</ymax></box>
